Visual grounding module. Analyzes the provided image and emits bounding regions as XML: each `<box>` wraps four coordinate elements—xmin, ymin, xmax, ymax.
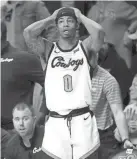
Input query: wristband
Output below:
<box><xmin>122</xmin><ymin>138</ymin><xmax>130</xmax><ymax>144</ymax></box>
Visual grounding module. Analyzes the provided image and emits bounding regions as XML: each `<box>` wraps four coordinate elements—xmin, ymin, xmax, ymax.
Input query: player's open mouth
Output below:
<box><xmin>64</xmin><ymin>31</ymin><xmax>69</xmax><ymax>33</ymax></box>
<box><xmin>19</xmin><ymin>128</ymin><xmax>26</xmax><ymax>132</ymax></box>
<box><xmin>63</xmin><ymin>30</ymin><xmax>69</xmax><ymax>33</ymax></box>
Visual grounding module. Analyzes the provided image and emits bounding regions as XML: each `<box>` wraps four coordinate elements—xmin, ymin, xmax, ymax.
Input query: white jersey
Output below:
<box><xmin>45</xmin><ymin>41</ymin><xmax>92</xmax><ymax>115</ymax></box>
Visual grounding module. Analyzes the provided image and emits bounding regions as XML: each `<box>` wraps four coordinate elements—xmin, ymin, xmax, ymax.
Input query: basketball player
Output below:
<box><xmin>24</xmin><ymin>7</ymin><xmax>105</xmax><ymax>159</ymax></box>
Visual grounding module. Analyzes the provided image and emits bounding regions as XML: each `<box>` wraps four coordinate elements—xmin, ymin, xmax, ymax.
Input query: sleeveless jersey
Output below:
<box><xmin>45</xmin><ymin>41</ymin><xmax>92</xmax><ymax>115</ymax></box>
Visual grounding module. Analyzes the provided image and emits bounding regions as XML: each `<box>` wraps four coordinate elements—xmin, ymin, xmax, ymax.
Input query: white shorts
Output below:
<box><xmin>42</xmin><ymin>112</ymin><xmax>100</xmax><ymax>159</ymax></box>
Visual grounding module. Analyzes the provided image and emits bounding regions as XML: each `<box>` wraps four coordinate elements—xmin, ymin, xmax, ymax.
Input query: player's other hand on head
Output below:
<box><xmin>70</xmin><ymin>7</ymin><xmax>82</xmax><ymax>20</ymax></box>
<box><xmin>51</xmin><ymin>8</ymin><xmax>62</xmax><ymax>21</ymax></box>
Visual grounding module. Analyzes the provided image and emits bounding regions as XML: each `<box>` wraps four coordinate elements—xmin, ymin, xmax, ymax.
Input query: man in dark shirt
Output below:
<box><xmin>1</xmin><ymin>128</ymin><xmax>11</xmax><ymax>159</ymax></box>
<box><xmin>5</xmin><ymin>103</ymin><xmax>53</xmax><ymax>159</ymax></box>
<box><xmin>1</xmin><ymin>21</ymin><xmax>44</xmax><ymax>130</ymax></box>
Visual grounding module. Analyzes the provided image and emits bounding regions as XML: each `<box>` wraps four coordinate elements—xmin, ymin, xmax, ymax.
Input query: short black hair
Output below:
<box><xmin>55</xmin><ymin>7</ymin><xmax>77</xmax><ymax>24</ymax></box>
<box><xmin>12</xmin><ymin>102</ymin><xmax>35</xmax><ymax>117</ymax></box>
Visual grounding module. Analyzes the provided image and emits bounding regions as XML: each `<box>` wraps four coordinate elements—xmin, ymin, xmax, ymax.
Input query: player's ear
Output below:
<box><xmin>76</xmin><ymin>21</ymin><xmax>79</xmax><ymax>30</ymax></box>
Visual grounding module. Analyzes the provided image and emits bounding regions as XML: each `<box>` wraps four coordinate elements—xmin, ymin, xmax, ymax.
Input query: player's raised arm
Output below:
<box><xmin>23</xmin><ymin>9</ymin><xmax>60</xmax><ymax>56</ymax></box>
<box><xmin>72</xmin><ymin>8</ymin><xmax>105</xmax><ymax>55</ymax></box>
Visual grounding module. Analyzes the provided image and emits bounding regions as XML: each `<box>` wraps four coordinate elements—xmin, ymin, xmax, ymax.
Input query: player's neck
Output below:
<box><xmin>58</xmin><ymin>37</ymin><xmax>78</xmax><ymax>51</ymax></box>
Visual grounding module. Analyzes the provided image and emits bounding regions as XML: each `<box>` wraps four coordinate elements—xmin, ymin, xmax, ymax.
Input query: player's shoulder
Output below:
<box><xmin>109</xmin><ymin>148</ymin><xmax>137</xmax><ymax>159</ymax></box>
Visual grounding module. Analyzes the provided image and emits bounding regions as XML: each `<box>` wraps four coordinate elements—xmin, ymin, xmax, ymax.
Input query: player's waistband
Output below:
<box><xmin>49</xmin><ymin>107</ymin><xmax>94</xmax><ymax>119</ymax></box>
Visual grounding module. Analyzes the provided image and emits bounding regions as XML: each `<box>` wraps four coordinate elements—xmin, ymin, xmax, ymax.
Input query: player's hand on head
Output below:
<box><xmin>71</xmin><ymin>7</ymin><xmax>82</xmax><ymax>20</ymax></box>
<box><xmin>51</xmin><ymin>8</ymin><xmax>62</xmax><ymax>21</ymax></box>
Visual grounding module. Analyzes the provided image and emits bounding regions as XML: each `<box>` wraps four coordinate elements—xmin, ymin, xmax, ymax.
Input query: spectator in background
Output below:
<box><xmin>60</xmin><ymin>0</ymin><xmax>75</xmax><ymax>7</ymax></box>
<box><xmin>87</xmin><ymin>1</ymin><xmax>137</xmax><ymax>102</ymax></box>
<box><xmin>1</xmin><ymin>0</ymin><xmax>55</xmax><ymax>117</ymax></box>
<box><xmin>90</xmin><ymin>52</ymin><xmax>133</xmax><ymax>159</ymax></box>
<box><xmin>1</xmin><ymin>0</ymin><xmax>56</xmax><ymax>52</ymax></box>
<box><xmin>128</xmin><ymin>28</ymin><xmax>137</xmax><ymax>76</ymax></box>
<box><xmin>114</xmin><ymin>28</ymin><xmax>137</xmax><ymax>147</ymax></box>
<box><xmin>5</xmin><ymin>103</ymin><xmax>51</xmax><ymax>159</ymax></box>
<box><xmin>1</xmin><ymin>21</ymin><xmax>44</xmax><ymax>130</ymax></box>
<box><xmin>114</xmin><ymin>75</ymin><xmax>137</xmax><ymax>149</ymax></box>
<box><xmin>129</xmin><ymin>74</ymin><xmax>137</xmax><ymax>105</ymax></box>
<box><xmin>1</xmin><ymin>128</ymin><xmax>11</xmax><ymax>159</ymax></box>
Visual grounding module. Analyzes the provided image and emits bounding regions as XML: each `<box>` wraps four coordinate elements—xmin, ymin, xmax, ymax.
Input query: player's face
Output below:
<box><xmin>129</xmin><ymin>76</ymin><xmax>137</xmax><ymax>102</ymax></box>
<box><xmin>57</xmin><ymin>16</ymin><xmax>78</xmax><ymax>38</ymax></box>
<box><xmin>13</xmin><ymin>108</ymin><xmax>36</xmax><ymax>137</ymax></box>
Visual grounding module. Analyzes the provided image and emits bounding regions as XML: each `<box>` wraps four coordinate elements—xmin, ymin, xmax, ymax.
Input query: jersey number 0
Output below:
<box><xmin>63</xmin><ymin>75</ymin><xmax>73</xmax><ymax>92</ymax></box>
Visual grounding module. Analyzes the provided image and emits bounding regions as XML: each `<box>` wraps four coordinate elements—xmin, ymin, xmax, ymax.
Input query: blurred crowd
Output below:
<box><xmin>1</xmin><ymin>1</ymin><xmax>137</xmax><ymax>159</ymax></box>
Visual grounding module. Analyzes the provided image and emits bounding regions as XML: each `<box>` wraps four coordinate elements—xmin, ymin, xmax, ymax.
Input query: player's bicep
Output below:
<box><xmin>81</xmin><ymin>38</ymin><xmax>98</xmax><ymax>68</ymax></box>
<box><xmin>23</xmin><ymin>30</ymin><xmax>45</xmax><ymax>55</ymax></box>
<box><xmin>82</xmin><ymin>30</ymin><xmax>105</xmax><ymax>53</ymax></box>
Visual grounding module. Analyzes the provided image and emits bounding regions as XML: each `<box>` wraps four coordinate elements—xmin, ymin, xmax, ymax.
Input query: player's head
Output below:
<box><xmin>12</xmin><ymin>102</ymin><xmax>36</xmax><ymax>137</ymax></box>
<box><xmin>55</xmin><ymin>7</ymin><xmax>79</xmax><ymax>39</ymax></box>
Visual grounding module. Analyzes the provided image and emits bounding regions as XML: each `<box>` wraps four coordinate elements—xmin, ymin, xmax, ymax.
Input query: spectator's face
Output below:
<box><xmin>130</xmin><ymin>75</ymin><xmax>137</xmax><ymax>102</ymax></box>
<box><xmin>13</xmin><ymin>108</ymin><xmax>36</xmax><ymax>137</ymax></box>
<box><xmin>57</xmin><ymin>16</ymin><xmax>78</xmax><ymax>38</ymax></box>
<box><xmin>128</xmin><ymin>120</ymin><xmax>137</xmax><ymax>134</ymax></box>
